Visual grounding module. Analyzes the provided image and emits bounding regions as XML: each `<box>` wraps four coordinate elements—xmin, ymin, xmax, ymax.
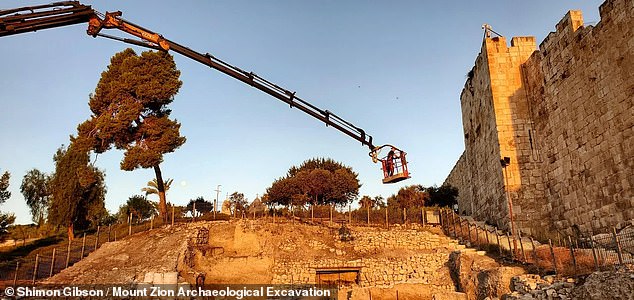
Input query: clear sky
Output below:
<box><xmin>1</xmin><ymin>0</ymin><xmax>602</xmax><ymax>224</ymax></box>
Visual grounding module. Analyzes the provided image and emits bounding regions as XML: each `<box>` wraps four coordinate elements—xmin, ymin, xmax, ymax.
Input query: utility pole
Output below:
<box><xmin>214</xmin><ymin>185</ymin><xmax>221</xmax><ymax>220</ymax></box>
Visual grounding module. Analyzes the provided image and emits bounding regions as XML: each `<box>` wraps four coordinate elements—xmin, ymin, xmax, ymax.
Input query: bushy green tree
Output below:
<box><xmin>48</xmin><ymin>144</ymin><xmax>106</xmax><ymax>240</ymax></box>
<box><xmin>0</xmin><ymin>171</ymin><xmax>10</xmax><ymax>204</ymax></box>
<box><xmin>0</xmin><ymin>213</ymin><xmax>16</xmax><ymax>243</ymax></box>
<box><xmin>424</xmin><ymin>185</ymin><xmax>459</xmax><ymax>208</ymax></box>
<box><xmin>20</xmin><ymin>169</ymin><xmax>51</xmax><ymax>225</ymax></box>
<box><xmin>119</xmin><ymin>195</ymin><xmax>157</xmax><ymax>222</ymax></box>
<box><xmin>76</xmin><ymin>48</ymin><xmax>185</xmax><ymax>220</ymax></box>
<box><xmin>186</xmin><ymin>196</ymin><xmax>213</xmax><ymax>215</ymax></box>
<box><xmin>389</xmin><ymin>185</ymin><xmax>428</xmax><ymax>222</ymax></box>
<box><xmin>267</xmin><ymin>158</ymin><xmax>360</xmax><ymax>209</ymax></box>
<box><xmin>228</xmin><ymin>192</ymin><xmax>248</xmax><ymax>217</ymax></box>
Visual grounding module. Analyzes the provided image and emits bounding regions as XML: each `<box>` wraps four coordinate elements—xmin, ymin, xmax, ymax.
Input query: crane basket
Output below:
<box><xmin>370</xmin><ymin>145</ymin><xmax>410</xmax><ymax>184</ymax></box>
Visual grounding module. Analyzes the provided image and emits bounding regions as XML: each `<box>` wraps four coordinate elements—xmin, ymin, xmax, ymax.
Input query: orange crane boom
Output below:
<box><xmin>0</xmin><ymin>1</ymin><xmax>411</xmax><ymax>183</ymax></box>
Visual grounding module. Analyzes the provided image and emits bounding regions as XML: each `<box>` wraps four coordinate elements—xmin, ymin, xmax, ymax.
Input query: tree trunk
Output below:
<box><xmin>153</xmin><ymin>165</ymin><xmax>167</xmax><ymax>221</ymax></box>
<box><xmin>67</xmin><ymin>223</ymin><xmax>75</xmax><ymax>241</ymax></box>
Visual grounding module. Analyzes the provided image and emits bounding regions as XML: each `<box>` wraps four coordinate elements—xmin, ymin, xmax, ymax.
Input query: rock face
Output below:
<box><xmin>448</xmin><ymin>251</ymin><xmax>526</xmax><ymax>299</ymax></box>
<box><xmin>505</xmin><ymin>269</ymin><xmax>634</xmax><ymax>300</ymax></box>
<box><xmin>571</xmin><ymin>270</ymin><xmax>634</xmax><ymax>300</ymax></box>
<box><xmin>44</xmin><ymin>224</ymin><xmax>191</xmax><ymax>285</ymax></box>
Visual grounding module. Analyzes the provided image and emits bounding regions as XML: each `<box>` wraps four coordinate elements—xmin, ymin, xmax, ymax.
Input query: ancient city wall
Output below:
<box><xmin>523</xmin><ymin>1</ymin><xmax>633</xmax><ymax>234</ymax></box>
<box><xmin>445</xmin><ymin>0</ymin><xmax>633</xmax><ymax>236</ymax></box>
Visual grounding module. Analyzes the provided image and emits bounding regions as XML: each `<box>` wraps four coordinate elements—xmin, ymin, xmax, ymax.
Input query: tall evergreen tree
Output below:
<box><xmin>48</xmin><ymin>144</ymin><xmax>106</xmax><ymax>240</ymax></box>
<box><xmin>0</xmin><ymin>171</ymin><xmax>10</xmax><ymax>204</ymax></box>
<box><xmin>0</xmin><ymin>171</ymin><xmax>14</xmax><ymax>242</ymax></box>
<box><xmin>76</xmin><ymin>48</ymin><xmax>185</xmax><ymax>220</ymax></box>
<box><xmin>20</xmin><ymin>169</ymin><xmax>51</xmax><ymax>225</ymax></box>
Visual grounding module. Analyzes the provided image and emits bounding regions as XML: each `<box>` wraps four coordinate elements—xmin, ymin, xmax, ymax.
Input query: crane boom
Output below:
<box><xmin>0</xmin><ymin>1</ymin><xmax>411</xmax><ymax>183</ymax></box>
<box><xmin>0</xmin><ymin>1</ymin><xmax>374</xmax><ymax>150</ymax></box>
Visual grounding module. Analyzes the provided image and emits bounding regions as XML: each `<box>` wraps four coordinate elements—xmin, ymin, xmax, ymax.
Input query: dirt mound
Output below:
<box><xmin>44</xmin><ymin>224</ymin><xmax>191</xmax><ymax>285</ymax></box>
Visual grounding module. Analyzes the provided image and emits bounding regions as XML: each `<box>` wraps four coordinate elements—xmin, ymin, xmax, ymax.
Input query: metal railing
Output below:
<box><xmin>439</xmin><ymin>209</ymin><xmax>634</xmax><ymax>276</ymax></box>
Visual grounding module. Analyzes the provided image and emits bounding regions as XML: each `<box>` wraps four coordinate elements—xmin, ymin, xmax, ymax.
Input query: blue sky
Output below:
<box><xmin>1</xmin><ymin>0</ymin><xmax>602</xmax><ymax>224</ymax></box>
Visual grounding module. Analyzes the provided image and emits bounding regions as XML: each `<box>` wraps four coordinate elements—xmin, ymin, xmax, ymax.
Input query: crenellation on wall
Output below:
<box><xmin>445</xmin><ymin>0</ymin><xmax>633</xmax><ymax>238</ymax></box>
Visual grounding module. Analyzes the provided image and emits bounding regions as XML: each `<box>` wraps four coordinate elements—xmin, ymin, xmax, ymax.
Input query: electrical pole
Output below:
<box><xmin>214</xmin><ymin>185</ymin><xmax>221</xmax><ymax>220</ymax></box>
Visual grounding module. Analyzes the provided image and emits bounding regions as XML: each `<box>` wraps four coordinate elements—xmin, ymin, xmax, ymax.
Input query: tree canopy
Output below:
<box><xmin>119</xmin><ymin>195</ymin><xmax>157</xmax><ymax>221</ymax></box>
<box><xmin>142</xmin><ymin>178</ymin><xmax>173</xmax><ymax>197</ymax></box>
<box><xmin>76</xmin><ymin>48</ymin><xmax>185</xmax><ymax>219</ymax></box>
<box><xmin>424</xmin><ymin>185</ymin><xmax>459</xmax><ymax>208</ymax></box>
<box><xmin>187</xmin><ymin>197</ymin><xmax>213</xmax><ymax>215</ymax></box>
<box><xmin>0</xmin><ymin>171</ymin><xmax>14</xmax><ymax>242</ymax></box>
<box><xmin>227</xmin><ymin>192</ymin><xmax>248</xmax><ymax>216</ymax></box>
<box><xmin>20</xmin><ymin>169</ymin><xmax>51</xmax><ymax>225</ymax></box>
<box><xmin>48</xmin><ymin>144</ymin><xmax>107</xmax><ymax>240</ymax></box>
<box><xmin>0</xmin><ymin>171</ymin><xmax>10</xmax><ymax>204</ymax></box>
<box><xmin>266</xmin><ymin>158</ymin><xmax>360</xmax><ymax>208</ymax></box>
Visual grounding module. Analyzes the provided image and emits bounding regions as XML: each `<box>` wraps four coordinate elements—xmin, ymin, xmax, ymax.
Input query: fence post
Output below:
<box><xmin>129</xmin><ymin>213</ymin><xmax>133</xmax><ymax>236</ymax></box>
<box><xmin>65</xmin><ymin>240</ymin><xmax>72</xmax><ymax>268</ymax></box>
<box><xmin>451</xmin><ymin>211</ymin><xmax>458</xmax><ymax>238</ymax></box>
<box><xmin>32</xmin><ymin>254</ymin><xmax>39</xmax><ymax>284</ymax></box>
<box><xmin>172</xmin><ymin>205</ymin><xmax>175</xmax><ymax>226</ymax></box>
<box><xmin>474</xmin><ymin>225</ymin><xmax>479</xmax><ymax>247</ymax></box>
<box><xmin>506</xmin><ymin>232</ymin><xmax>513</xmax><ymax>259</ymax></box>
<box><xmin>468</xmin><ymin>223</ymin><xmax>473</xmax><ymax>245</ymax></box>
<box><xmin>530</xmin><ymin>237</ymin><xmax>538</xmax><ymax>272</ymax></box>
<box><xmin>108</xmin><ymin>224</ymin><xmax>111</xmax><ymax>242</ymax></box>
<box><xmin>549</xmin><ymin>239</ymin><xmax>557</xmax><ymax>274</ymax></box>
<box><xmin>114</xmin><ymin>229</ymin><xmax>117</xmax><ymax>242</ymax></box>
<box><xmin>80</xmin><ymin>233</ymin><xmax>87</xmax><ymax>259</ymax></box>
<box><xmin>590</xmin><ymin>239</ymin><xmax>599</xmax><ymax>271</ymax></box>
<box><xmin>496</xmin><ymin>230</ymin><xmax>502</xmax><ymax>256</ymax></box>
<box><xmin>348</xmin><ymin>205</ymin><xmax>352</xmax><ymax>224</ymax></box>
<box><xmin>519</xmin><ymin>232</ymin><xmax>526</xmax><ymax>262</ymax></box>
<box><xmin>13</xmin><ymin>261</ymin><xmax>19</xmax><ymax>286</ymax></box>
<box><xmin>485</xmin><ymin>226</ymin><xmax>490</xmax><ymax>245</ymax></box>
<box><xmin>439</xmin><ymin>209</ymin><xmax>443</xmax><ymax>228</ymax></box>
<box><xmin>385</xmin><ymin>207</ymin><xmax>389</xmax><ymax>228</ymax></box>
<box><xmin>612</xmin><ymin>227</ymin><xmax>624</xmax><ymax>265</ymax></box>
<box><xmin>568</xmin><ymin>236</ymin><xmax>578</xmax><ymax>274</ymax></box>
<box><xmin>49</xmin><ymin>248</ymin><xmax>56</xmax><ymax>277</ymax></box>
<box><xmin>422</xmin><ymin>207</ymin><xmax>426</xmax><ymax>226</ymax></box>
<box><xmin>458</xmin><ymin>219</ymin><xmax>463</xmax><ymax>240</ymax></box>
<box><xmin>94</xmin><ymin>226</ymin><xmax>100</xmax><ymax>251</ymax></box>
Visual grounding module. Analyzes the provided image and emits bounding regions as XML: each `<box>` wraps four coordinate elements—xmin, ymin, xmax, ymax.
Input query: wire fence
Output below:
<box><xmin>0</xmin><ymin>205</ymin><xmax>443</xmax><ymax>286</ymax></box>
<box><xmin>258</xmin><ymin>205</ymin><xmax>443</xmax><ymax>228</ymax></box>
<box><xmin>0</xmin><ymin>216</ymin><xmax>174</xmax><ymax>286</ymax></box>
<box><xmin>438</xmin><ymin>209</ymin><xmax>634</xmax><ymax>277</ymax></box>
<box><xmin>9</xmin><ymin>205</ymin><xmax>631</xmax><ymax>285</ymax></box>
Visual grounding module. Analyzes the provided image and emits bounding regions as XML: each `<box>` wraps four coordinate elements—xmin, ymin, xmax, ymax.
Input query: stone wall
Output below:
<box><xmin>270</xmin><ymin>226</ymin><xmax>458</xmax><ymax>293</ymax></box>
<box><xmin>445</xmin><ymin>0</ymin><xmax>633</xmax><ymax>236</ymax></box>
<box><xmin>444</xmin><ymin>152</ymin><xmax>471</xmax><ymax>215</ymax></box>
<box><xmin>523</xmin><ymin>1</ymin><xmax>634</xmax><ymax>234</ymax></box>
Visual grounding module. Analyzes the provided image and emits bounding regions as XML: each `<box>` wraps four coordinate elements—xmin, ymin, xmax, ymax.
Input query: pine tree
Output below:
<box><xmin>77</xmin><ymin>49</ymin><xmax>185</xmax><ymax>220</ymax></box>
